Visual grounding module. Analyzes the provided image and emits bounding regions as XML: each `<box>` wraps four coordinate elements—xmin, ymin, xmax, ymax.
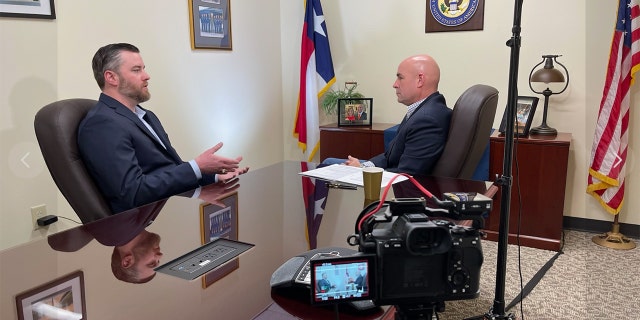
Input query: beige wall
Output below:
<box><xmin>1</xmin><ymin>0</ymin><xmax>637</xmax><ymax>252</ymax></box>
<box><xmin>0</xmin><ymin>0</ymin><xmax>285</xmax><ymax>250</ymax></box>
<box><xmin>0</xmin><ymin>17</ymin><xmax>63</xmax><ymax>249</ymax></box>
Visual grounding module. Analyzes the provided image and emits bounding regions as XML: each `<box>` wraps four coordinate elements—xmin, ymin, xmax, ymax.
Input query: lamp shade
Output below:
<box><xmin>527</xmin><ymin>54</ymin><xmax>569</xmax><ymax>136</ymax></box>
<box><xmin>528</xmin><ymin>55</ymin><xmax>569</xmax><ymax>95</ymax></box>
<box><xmin>530</xmin><ymin>67</ymin><xmax>565</xmax><ymax>83</ymax></box>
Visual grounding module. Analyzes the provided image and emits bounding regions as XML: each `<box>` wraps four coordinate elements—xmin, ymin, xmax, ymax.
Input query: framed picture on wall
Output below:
<box><xmin>499</xmin><ymin>96</ymin><xmax>539</xmax><ymax>137</ymax></box>
<box><xmin>188</xmin><ymin>0</ymin><xmax>232</xmax><ymax>50</ymax></box>
<box><xmin>337</xmin><ymin>98</ymin><xmax>373</xmax><ymax>127</ymax></box>
<box><xmin>0</xmin><ymin>0</ymin><xmax>56</xmax><ymax>19</ymax></box>
<box><xmin>15</xmin><ymin>270</ymin><xmax>87</xmax><ymax>320</ymax></box>
<box><xmin>199</xmin><ymin>192</ymin><xmax>239</xmax><ymax>288</ymax></box>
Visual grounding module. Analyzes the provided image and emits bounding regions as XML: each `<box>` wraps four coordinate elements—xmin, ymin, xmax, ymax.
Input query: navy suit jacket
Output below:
<box><xmin>78</xmin><ymin>93</ymin><xmax>209</xmax><ymax>213</ymax></box>
<box><xmin>370</xmin><ymin>92</ymin><xmax>451</xmax><ymax>175</ymax></box>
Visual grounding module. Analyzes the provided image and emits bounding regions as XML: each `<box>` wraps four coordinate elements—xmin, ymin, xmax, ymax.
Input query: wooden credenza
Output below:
<box><xmin>484</xmin><ymin>131</ymin><xmax>571</xmax><ymax>251</ymax></box>
<box><xmin>319</xmin><ymin>123</ymin><xmax>395</xmax><ymax>160</ymax></box>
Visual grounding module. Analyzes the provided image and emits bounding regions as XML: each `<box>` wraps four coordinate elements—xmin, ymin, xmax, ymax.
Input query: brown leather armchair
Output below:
<box><xmin>431</xmin><ymin>84</ymin><xmax>499</xmax><ymax>179</ymax></box>
<box><xmin>34</xmin><ymin>98</ymin><xmax>112</xmax><ymax>223</ymax></box>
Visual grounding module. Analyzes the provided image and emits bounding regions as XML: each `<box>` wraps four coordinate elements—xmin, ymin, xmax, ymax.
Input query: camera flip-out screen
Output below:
<box><xmin>310</xmin><ymin>254</ymin><xmax>376</xmax><ymax>305</ymax></box>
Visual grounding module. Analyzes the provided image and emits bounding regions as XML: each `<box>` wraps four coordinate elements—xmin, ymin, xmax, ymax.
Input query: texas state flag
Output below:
<box><xmin>293</xmin><ymin>0</ymin><xmax>336</xmax><ymax>162</ymax></box>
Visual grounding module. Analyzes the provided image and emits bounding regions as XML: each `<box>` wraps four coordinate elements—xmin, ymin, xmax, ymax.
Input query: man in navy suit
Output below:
<box><xmin>78</xmin><ymin>43</ymin><xmax>248</xmax><ymax>214</ymax></box>
<box><xmin>328</xmin><ymin>54</ymin><xmax>451</xmax><ymax>175</ymax></box>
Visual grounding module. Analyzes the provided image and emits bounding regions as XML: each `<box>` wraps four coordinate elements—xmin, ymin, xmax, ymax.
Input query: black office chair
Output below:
<box><xmin>34</xmin><ymin>98</ymin><xmax>112</xmax><ymax>223</ymax></box>
<box><xmin>431</xmin><ymin>84</ymin><xmax>499</xmax><ymax>179</ymax></box>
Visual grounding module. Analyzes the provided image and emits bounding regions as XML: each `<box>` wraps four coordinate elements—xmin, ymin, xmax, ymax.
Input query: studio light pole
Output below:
<box><xmin>528</xmin><ymin>55</ymin><xmax>570</xmax><ymax>136</ymax></box>
<box><xmin>466</xmin><ymin>0</ymin><xmax>524</xmax><ymax>319</ymax></box>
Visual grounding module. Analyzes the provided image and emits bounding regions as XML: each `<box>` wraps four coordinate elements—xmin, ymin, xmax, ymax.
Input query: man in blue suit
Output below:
<box><xmin>329</xmin><ymin>54</ymin><xmax>451</xmax><ymax>175</ymax></box>
<box><xmin>78</xmin><ymin>43</ymin><xmax>248</xmax><ymax>214</ymax></box>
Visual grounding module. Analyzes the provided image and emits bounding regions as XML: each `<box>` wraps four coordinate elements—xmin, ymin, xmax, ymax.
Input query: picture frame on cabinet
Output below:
<box><xmin>499</xmin><ymin>96</ymin><xmax>539</xmax><ymax>137</ymax></box>
<box><xmin>338</xmin><ymin>98</ymin><xmax>373</xmax><ymax>127</ymax></box>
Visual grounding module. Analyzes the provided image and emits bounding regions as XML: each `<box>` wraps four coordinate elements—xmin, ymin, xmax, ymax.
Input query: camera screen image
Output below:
<box><xmin>310</xmin><ymin>254</ymin><xmax>376</xmax><ymax>305</ymax></box>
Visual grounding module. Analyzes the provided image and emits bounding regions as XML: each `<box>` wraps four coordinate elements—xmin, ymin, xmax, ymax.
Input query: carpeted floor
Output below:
<box><xmin>257</xmin><ymin>230</ymin><xmax>638</xmax><ymax>320</ymax></box>
<box><xmin>434</xmin><ymin>230</ymin><xmax>640</xmax><ymax>320</ymax></box>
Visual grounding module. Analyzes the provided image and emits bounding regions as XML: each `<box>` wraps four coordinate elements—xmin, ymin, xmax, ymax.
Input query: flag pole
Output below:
<box><xmin>587</xmin><ymin>0</ymin><xmax>638</xmax><ymax>251</ymax></box>
<box><xmin>592</xmin><ymin>214</ymin><xmax>637</xmax><ymax>250</ymax></box>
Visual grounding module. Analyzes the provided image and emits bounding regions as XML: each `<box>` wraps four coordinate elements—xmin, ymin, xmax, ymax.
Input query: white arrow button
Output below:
<box><xmin>21</xmin><ymin>152</ymin><xmax>31</xmax><ymax>168</ymax></box>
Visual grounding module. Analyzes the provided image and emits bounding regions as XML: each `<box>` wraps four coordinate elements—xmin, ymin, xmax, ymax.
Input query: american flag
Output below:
<box><xmin>293</xmin><ymin>0</ymin><xmax>336</xmax><ymax>162</ymax></box>
<box><xmin>587</xmin><ymin>0</ymin><xmax>639</xmax><ymax>214</ymax></box>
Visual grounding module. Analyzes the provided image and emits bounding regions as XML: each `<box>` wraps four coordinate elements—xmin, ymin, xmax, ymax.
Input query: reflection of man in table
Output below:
<box><xmin>317</xmin><ymin>272</ymin><xmax>335</xmax><ymax>293</ymax></box>
<box><xmin>112</xmin><ymin>229</ymin><xmax>162</xmax><ymax>283</ymax></box>
<box><xmin>355</xmin><ymin>104</ymin><xmax>367</xmax><ymax>121</ymax></box>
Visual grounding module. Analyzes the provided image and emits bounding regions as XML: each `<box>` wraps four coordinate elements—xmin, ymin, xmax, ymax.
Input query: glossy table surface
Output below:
<box><xmin>0</xmin><ymin>161</ymin><xmax>490</xmax><ymax>320</ymax></box>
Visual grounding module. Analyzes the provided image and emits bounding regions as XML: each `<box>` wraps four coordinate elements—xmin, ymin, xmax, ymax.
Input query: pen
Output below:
<box><xmin>326</xmin><ymin>182</ymin><xmax>357</xmax><ymax>190</ymax></box>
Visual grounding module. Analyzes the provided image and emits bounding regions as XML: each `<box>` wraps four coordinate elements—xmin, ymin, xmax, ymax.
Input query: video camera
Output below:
<box><xmin>310</xmin><ymin>193</ymin><xmax>490</xmax><ymax>313</ymax></box>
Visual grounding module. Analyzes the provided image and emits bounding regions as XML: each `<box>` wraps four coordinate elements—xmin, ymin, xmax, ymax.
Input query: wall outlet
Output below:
<box><xmin>31</xmin><ymin>204</ymin><xmax>47</xmax><ymax>230</ymax></box>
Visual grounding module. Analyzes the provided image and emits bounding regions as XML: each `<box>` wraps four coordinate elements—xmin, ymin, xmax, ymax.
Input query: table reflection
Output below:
<box><xmin>48</xmin><ymin>200</ymin><xmax>166</xmax><ymax>283</ymax></box>
<box><xmin>1</xmin><ymin>161</ymin><xmax>490</xmax><ymax>320</ymax></box>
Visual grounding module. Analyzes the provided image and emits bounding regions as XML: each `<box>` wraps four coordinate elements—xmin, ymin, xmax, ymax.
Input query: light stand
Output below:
<box><xmin>465</xmin><ymin>0</ymin><xmax>523</xmax><ymax>319</ymax></box>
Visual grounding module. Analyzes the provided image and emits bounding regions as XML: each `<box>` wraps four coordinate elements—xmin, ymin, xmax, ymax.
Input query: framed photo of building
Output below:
<box><xmin>499</xmin><ymin>96</ymin><xmax>539</xmax><ymax>137</ymax></box>
<box><xmin>337</xmin><ymin>98</ymin><xmax>373</xmax><ymax>127</ymax></box>
<box><xmin>199</xmin><ymin>192</ymin><xmax>239</xmax><ymax>288</ymax></box>
<box><xmin>15</xmin><ymin>271</ymin><xmax>86</xmax><ymax>320</ymax></box>
<box><xmin>188</xmin><ymin>0</ymin><xmax>232</xmax><ymax>50</ymax></box>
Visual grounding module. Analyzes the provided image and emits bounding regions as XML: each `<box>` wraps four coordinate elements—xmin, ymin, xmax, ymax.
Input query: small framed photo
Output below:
<box><xmin>188</xmin><ymin>0</ymin><xmax>232</xmax><ymax>50</ymax></box>
<box><xmin>199</xmin><ymin>192</ymin><xmax>239</xmax><ymax>288</ymax></box>
<box><xmin>337</xmin><ymin>98</ymin><xmax>373</xmax><ymax>127</ymax></box>
<box><xmin>499</xmin><ymin>96</ymin><xmax>539</xmax><ymax>137</ymax></box>
<box><xmin>0</xmin><ymin>0</ymin><xmax>56</xmax><ymax>19</ymax></box>
<box><xmin>15</xmin><ymin>270</ymin><xmax>87</xmax><ymax>320</ymax></box>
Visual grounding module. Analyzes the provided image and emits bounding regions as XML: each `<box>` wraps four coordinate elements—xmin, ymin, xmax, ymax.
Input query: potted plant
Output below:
<box><xmin>321</xmin><ymin>81</ymin><xmax>364</xmax><ymax>115</ymax></box>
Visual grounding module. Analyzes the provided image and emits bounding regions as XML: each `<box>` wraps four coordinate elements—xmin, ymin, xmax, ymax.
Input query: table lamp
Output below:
<box><xmin>528</xmin><ymin>55</ymin><xmax>569</xmax><ymax>136</ymax></box>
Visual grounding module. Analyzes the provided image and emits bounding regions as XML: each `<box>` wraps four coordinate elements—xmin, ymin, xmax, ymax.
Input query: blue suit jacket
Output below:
<box><xmin>78</xmin><ymin>93</ymin><xmax>207</xmax><ymax>213</ymax></box>
<box><xmin>370</xmin><ymin>92</ymin><xmax>451</xmax><ymax>175</ymax></box>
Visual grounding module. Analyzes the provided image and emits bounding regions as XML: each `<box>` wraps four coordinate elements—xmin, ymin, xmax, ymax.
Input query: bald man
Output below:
<box><xmin>340</xmin><ymin>54</ymin><xmax>452</xmax><ymax>175</ymax></box>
